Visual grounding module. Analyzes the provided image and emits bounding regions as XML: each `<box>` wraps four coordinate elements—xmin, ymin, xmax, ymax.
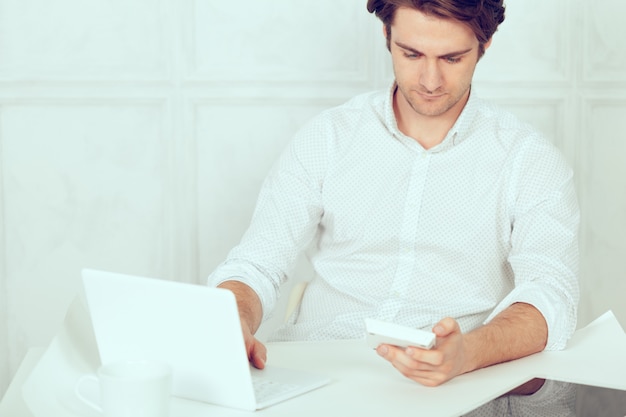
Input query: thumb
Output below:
<box><xmin>432</xmin><ymin>317</ymin><xmax>460</xmax><ymax>337</ymax></box>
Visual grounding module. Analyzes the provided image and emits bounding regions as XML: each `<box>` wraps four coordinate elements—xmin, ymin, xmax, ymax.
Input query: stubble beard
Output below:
<box><xmin>397</xmin><ymin>82</ymin><xmax>471</xmax><ymax>118</ymax></box>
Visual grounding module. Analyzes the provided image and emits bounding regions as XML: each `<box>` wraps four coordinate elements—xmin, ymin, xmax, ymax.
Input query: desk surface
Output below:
<box><xmin>10</xmin><ymin>339</ymin><xmax>519</xmax><ymax>417</ymax></box>
<box><xmin>175</xmin><ymin>339</ymin><xmax>526</xmax><ymax>416</ymax></box>
<box><xmin>4</xmin><ymin>306</ymin><xmax>626</xmax><ymax>417</ymax></box>
<box><xmin>0</xmin><ymin>340</ymin><xmax>586</xmax><ymax>417</ymax></box>
<box><xmin>0</xmin><ymin>340</ymin><xmax>546</xmax><ymax>417</ymax></box>
<box><xmin>5</xmin><ymin>344</ymin><xmax>626</xmax><ymax>417</ymax></box>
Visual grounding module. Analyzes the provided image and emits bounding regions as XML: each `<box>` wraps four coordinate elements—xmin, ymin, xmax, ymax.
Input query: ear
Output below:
<box><xmin>483</xmin><ymin>37</ymin><xmax>493</xmax><ymax>52</ymax></box>
<box><xmin>383</xmin><ymin>24</ymin><xmax>392</xmax><ymax>51</ymax></box>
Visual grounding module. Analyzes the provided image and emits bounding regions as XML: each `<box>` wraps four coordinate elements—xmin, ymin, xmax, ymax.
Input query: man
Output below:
<box><xmin>209</xmin><ymin>0</ymin><xmax>579</xmax><ymax>397</ymax></box>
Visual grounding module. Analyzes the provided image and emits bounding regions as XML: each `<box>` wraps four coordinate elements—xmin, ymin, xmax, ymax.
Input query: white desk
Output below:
<box><xmin>172</xmin><ymin>339</ymin><xmax>531</xmax><ymax>416</ymax></box>
<box><xmin>0</xmin><ymin>340</ymin><xmax>549</xmax><ymax>417</ymax></box>
<box><xmin>3</xmin><ymin>302</ymin><xmax>626</xmax><ymax>417</ymax></box>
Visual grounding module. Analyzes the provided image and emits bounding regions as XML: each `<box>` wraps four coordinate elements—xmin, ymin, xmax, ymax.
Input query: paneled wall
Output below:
<box><xmin>1</xmin><ymin>0</ymin><xmax>625</xmax><ymax>397</ymax></box>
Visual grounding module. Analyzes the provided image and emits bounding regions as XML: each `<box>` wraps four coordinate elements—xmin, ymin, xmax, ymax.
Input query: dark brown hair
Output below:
<box><xmin>366</xmin><ymin>0</ymin><xmax>505</xmax><ymax>56</ymax></box>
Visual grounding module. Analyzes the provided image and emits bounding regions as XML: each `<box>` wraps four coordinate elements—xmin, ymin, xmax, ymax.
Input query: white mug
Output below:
<box><xmin>75</xmin><ymin>360</ymin><xmax>172</xmax><ymax>417</ymax></box>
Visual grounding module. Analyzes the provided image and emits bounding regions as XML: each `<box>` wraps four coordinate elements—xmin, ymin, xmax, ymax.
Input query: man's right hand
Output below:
<box><xmin>217</xmin><ymin>280</ymin><xmax>267</xmax><ymax>369</ymax></box>
<box><xmin>243</xmin><ymin>324</ymin><xmax>267</xmax><ymax>369</ymax></box>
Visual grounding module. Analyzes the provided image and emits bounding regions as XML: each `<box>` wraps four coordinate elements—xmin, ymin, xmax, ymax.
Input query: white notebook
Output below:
<box><xmin>81</xmin><ymin>268</ymin><xmax>330</xmax><ymax>411</ymax></box>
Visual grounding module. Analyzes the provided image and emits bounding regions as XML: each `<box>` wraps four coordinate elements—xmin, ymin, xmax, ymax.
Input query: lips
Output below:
<box><xmin>418</xmin><ymin>91</ymin><xmax>445</xmax><ymax>100</ymax></box>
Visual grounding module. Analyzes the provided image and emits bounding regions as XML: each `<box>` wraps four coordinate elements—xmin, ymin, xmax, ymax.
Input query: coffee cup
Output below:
<box><xmin>75</xmin><ymin>359</ymin><xmax>172</xmax><ymax>417</ymax></box>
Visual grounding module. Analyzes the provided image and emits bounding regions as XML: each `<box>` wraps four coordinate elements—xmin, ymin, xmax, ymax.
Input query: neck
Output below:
<box><xmin>393</xmin><ymin>87</ymin><xmax>469</xmax><ymax>150</ymax></box>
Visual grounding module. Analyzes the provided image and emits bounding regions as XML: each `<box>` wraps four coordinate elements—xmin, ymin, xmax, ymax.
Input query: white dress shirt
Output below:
<box><xmin>208</xmin><ymin>84</ymin><xmax>579</xmax><ymax>351</ymax></box>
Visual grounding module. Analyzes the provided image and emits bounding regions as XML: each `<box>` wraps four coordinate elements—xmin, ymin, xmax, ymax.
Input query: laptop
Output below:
<box><xmin>81</xmin><ymin>268</ymin><xmax>330</xmax><ymax>411</ymax></box>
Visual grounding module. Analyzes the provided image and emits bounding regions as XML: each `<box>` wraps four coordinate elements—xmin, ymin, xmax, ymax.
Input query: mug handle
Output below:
<box><xmin>74</xmin><ymin>374</ymin><xmax>103</xmax><ymax>413</ymax></box>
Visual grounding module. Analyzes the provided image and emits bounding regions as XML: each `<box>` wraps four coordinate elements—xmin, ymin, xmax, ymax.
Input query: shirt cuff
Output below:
<box><xmin>207</xmin><ymin>261</ymin><xmax>280</xmax><ymax>323</ymax></box>
<box><xmin>483</xmin><ymin>282</ymin><xmax>577</xmax><ymax>350</ymax></box>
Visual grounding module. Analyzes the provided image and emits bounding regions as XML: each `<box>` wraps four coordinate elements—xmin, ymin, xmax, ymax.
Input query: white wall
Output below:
<box><xmin>1</xmin><ymin>0</ymin><xmax>625</xmax><ymax>397</ymax></box>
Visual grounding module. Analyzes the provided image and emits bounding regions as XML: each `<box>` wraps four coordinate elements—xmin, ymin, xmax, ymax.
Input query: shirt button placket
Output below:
<box><xmin>378</xmin><ymin>151</ymin><xmax>431</xmax><ymax>321</ymax></box>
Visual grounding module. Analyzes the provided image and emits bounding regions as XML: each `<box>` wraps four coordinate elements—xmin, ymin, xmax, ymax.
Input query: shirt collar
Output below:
<box><xmin>384</xmin><ymin>81</ymin><xmax>478</xmax><ymax>153</ymax></box>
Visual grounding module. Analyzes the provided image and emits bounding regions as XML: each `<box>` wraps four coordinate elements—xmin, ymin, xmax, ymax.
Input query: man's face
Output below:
<box><xmin>388</xmin><ymin>7</ymin><xmax>487</xmax><ymax>120</ymax></box>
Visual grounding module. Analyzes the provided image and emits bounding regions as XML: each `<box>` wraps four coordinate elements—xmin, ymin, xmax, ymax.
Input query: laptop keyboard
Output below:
<box><xmin>252</xmin><ymin>376</ymin><xmax>299</xmax><ymax>401</ymax></box>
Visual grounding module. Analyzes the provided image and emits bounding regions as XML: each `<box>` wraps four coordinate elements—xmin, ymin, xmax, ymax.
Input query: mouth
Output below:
<box><xmin>417</xmin><ymin>91</ymin><xmax>445</xmax><ymax>100</ymax></box>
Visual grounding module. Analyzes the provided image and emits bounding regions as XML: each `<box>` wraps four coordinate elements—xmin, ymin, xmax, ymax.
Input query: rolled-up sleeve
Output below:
<box><xmin>485</xmin><ymin>137</ymin><xmax>580</xmax><ymax>350</ymax></box>
<box><xmin>207</xmin><ymin>116</ymin><xmax>329</xmax><ymax>321</ymax></box>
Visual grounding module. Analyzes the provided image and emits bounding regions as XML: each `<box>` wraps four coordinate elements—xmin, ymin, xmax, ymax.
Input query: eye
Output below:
<box><xmin>444</xmin><ymin>56</ymin><xmax>462</xmax><ymax>64</ymax></box>
<box><xmin>403</xmin><ymin>51</ymin><xmax>420</xmax><ymax>59</ymax></box>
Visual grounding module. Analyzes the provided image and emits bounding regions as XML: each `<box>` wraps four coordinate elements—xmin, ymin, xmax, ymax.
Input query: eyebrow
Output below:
<box><xmin>394</xmin><ymin>41</ymin><xmax>474</xmax><ymax>59</ymax></box>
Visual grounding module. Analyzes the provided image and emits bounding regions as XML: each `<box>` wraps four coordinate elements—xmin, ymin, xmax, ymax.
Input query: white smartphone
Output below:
<box><xmin>365</xmin><ymin>318</ymin><xmax>436</xmax><ymax>350</ymax></box>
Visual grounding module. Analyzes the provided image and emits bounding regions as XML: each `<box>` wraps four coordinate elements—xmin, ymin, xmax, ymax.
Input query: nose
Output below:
<box><xmin>419</xmin><ymin>60</ymin><xmax>443</xmax><ymax>93</ymax></box>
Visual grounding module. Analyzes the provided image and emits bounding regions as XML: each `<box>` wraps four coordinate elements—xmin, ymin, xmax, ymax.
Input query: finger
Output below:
<box><xmin>377</xmin><ymin>345</ymin><xmax>428</xmax><ymax>370</ymax></box>
<box><xmin>249</xmin><ymin>339</ymin><xmax>267</xmax><ymax>369</ymax></box>
<box><xmin>405</xmin><ymin>346</ymin><xmax>444</xmax><ymax>367</ymax></box>
<box><xmin>378</xmin><ymin>346</ymin><xmax>448</xmax><ymax>385</ymax></box>
<box><xmin>432</xmin><ymin>317</ymin><xmax>460</xmax><ymax>337</ymax></box>
<box><xmin>406</xmin><ymin>371</ymin><xmax>450</xmax><ymax>387</ymax></box>
<box><xmin>389</xmin><ymin>354</ymin><xmax>454</xmax><ymax>387</ymax></box>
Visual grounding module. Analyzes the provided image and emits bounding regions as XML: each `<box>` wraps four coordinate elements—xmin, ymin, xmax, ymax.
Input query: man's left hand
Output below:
<box><xmin>376</xmin><ymin>317</ymin><xmax>471</xmax><ymax>386</ymax></box>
